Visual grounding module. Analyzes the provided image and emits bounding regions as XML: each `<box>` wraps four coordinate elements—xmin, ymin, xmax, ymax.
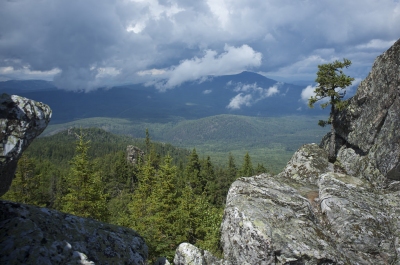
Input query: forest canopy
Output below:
<box><xmin>1</xmin><ymin>127</ymin><xmax>267</xmax><ymax>261</ymax></box>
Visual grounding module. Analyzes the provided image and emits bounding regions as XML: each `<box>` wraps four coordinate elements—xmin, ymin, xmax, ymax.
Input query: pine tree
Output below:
<box><xmin>150</xmin><ymin>155</ymin><xmax>178</xmax><ymax>260</ymax></box>
<box><xmin>185</xmin><ymin>148</ymin><xmax>203</xmax><ymax>194</ymax></box>
<box><xmin>255</xmin><ymin>163</ymin><xmax>268</xmax><ymax>174</ymax></box>
<box><xmin>175</xmin><ymin>184</ymin><xmax>198</xmax><ymax>244</ymax></box>
<box><xmin>201</xmin><ymin>156</ymin><xmax>218</xmax><ymax>205</ymax></box>
<box><xmin>61</xmin><ymin>132</ymin><xmax>109</xmax><ymax>222</ymax></box>
<box><xmin>240</xmin><ymin>152</ymin><xmax>254</xmax><ymax>177</ymax></box>
<box><xmin>2</xmin><ymin>154</ymin><xmax>38</xmax><ymax>205</ymax></box>
<box><xmin>129</xmin><ymin>155</ymin><xmax>179</xmax><ymax>261</ymax></box>
<box><xmin>308</xmin><ymin>58</ymin><xmax>354</xmax><ymax>162</ymax></box>
<box><xmin>227</xmin><ymin>153</ymin><xmax>238</xmax><ymax>182</ymax></box>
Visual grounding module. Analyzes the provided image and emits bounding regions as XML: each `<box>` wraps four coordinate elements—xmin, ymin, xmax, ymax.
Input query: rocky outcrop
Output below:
<box><xmin>328</xmin><ymin>38</ymin><xmax>400</xmax><ymax>183</ymax></box>
<box><xmin>0</xmin><ymin>94</ymin><xmax>51</xmax><ymax>196</ymax></box>
<box><xmin>174</xmin><ymin>243</ymin><xmax>224</xmax><ymax>265</ymax></box>
<box><xmin>175</xmin><ymin>39</ymin><xmax>400</xmax><ymax>264</ymax></box>
<box><xmin>0</xmin><ymin>200</ymin><xmax>148</xmax><ymax>264</ymax></box>
<box><xmin>220</xmin><ymin>144</ymin><xmax>400</xmax><ymax>264</ymax></box>
<box><xmin>127</xmin><ymin>145</ymin><xmax>144</xmax><ymax>165</ymax></box>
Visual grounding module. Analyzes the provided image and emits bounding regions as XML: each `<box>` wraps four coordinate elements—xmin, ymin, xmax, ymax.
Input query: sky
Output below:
<box><xmin>0</xmin><ymin>0</ymin><xmax>399</xmax><ymax>93</ymax></box>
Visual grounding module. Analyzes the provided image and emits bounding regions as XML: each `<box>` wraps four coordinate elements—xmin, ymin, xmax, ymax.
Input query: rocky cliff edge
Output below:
<box><xmin>175</xmin><ymin>39</ymin><xmax>400</xmax><ymax>264</ymax></box>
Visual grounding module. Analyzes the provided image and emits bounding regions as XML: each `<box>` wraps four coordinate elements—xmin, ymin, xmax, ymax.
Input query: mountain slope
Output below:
<box><xmin>41</xmin><ymin>114</ymin><xmax>329</xmax><ymax>172</ymax></box>
<box><xmin>0</xmin><ymin>72</ymin><xmax>326</xmax><ymax>124</ymax></box>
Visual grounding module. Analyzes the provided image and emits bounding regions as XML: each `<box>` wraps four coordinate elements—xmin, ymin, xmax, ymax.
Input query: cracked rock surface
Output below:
<box><xmin>0</xmin><ymin>200</ymin><xmax>148</xmax><ymax>265</ymax></box>
<box><xmin>329</xmin><ymin>38</ymin><xmax>400</xmax><ymax>182</ymax></box>
<box><xmin>0</xmin><ymin>94</ymin><xmax>52</xmax><ymax>196</ymax></box>
<box><xmin>220</xmin><ymin>145</ymin><xmax>400</xmax><ymax>265</ymax></box>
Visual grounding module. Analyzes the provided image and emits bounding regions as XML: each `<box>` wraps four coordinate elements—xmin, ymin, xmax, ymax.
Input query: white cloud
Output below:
<box><xmin>227</xmin><ymin>82</ymin><xmax>281</xmax><ymax>109</ymax></box>
<box><xmin>126</xmin><ymin>0</ymin><xmax>184</xmax><ymax>33</ymax></box>
<box><xmin>264</xmin><ymin>85</ymin><xmax>279</xmax><ymax>97</ymax></box>
<box><xmin>227</xmin><ymin>93</ymin><xmax>253</xmax><ymax>109</ymax></box>
<box><xmin>203</xmin><ymin>89</ymin><xmax>212</xmax><ymax>94</ymax></box>
<box><xmin>301</xmin><ymin>85</ymin><xmax>316</xmax><ymax>104</ymax></box>
<box><xmin>0</xmin><ymin>66</ymin><xmax>61</xmax><ymax>81</ymax></box>
<box><xmin>206</xmin><ymin>0</ymin><xmax>230</xmax><ymax>28</ymax></box>
<box><xmin>137</xmin><ymin>69</ymin><xmax>167</xmax><ymax>76</ymax></box>
<box><xmin>96</xmin><ymin>67</ymin><xmax>121</xmax><ymax>78</ymax></box>
<box><xmin>153</xmin><ymin>44</ymin><xmax>262</xmax><ymax>90</ymax></box>
<box><xmin>356</xmin><ymin>39</ymin><xmax>397</xmax><ymax>50</ymax></box>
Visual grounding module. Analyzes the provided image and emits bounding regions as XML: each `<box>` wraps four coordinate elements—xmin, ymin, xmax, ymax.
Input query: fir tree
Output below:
<box><xmin>2</xmin><ymin>154</ymin><xmax>39</xmax><ymax>205</ymax></box>
<box><xmin>185</xmin><ymin>148</ymin><xmax>203</xmax><ymax>194</ymax></box>
<box><xmin>61</xmin><ymin>132</ymin><xmax>109</xmax><ymax>222</ymax></box>
<box><xmin>255</xmin><ymin>163</ymin><xmax>267</xmax><ymax>175</ymax></box>
<box><xmin>240</xmin><ymin>152</ymin><xmax>254</xmax><ymax>177</ymax></box>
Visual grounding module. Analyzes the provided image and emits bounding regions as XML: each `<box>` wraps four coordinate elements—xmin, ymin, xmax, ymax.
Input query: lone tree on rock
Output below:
<box><xmin>308</xmin><ymin>58</ymin><xmax>354</xmax><ymax>162</ymax></box>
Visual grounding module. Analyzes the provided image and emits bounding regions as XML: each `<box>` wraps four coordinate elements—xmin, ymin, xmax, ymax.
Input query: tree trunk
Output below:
<box><xmin>329</xmin><ymin>96</ymin><xmax>336</xmax><ymax>162</ymax></box>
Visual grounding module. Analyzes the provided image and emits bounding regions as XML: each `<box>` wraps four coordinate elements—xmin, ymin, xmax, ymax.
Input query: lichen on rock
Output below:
<box><xmin>174</xmin><ymin>243</ymin><xmax>224</xmax><ymax>265</ymax></box>
<box><xmin>0</xmin><ymin>93</ymin><xmax>52</xmax><ymax>196</ymax></box>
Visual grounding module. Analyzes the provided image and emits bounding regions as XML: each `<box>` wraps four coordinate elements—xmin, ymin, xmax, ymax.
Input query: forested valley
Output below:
<box><xmin>1</xmin><ymin>127</ymin><xmax>267</xmax><ymax>262</ymax></box>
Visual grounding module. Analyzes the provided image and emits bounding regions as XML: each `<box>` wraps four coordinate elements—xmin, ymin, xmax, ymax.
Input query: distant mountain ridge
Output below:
<box><xmin>0</xmin><ymin>71</ymin><xmax>326</xmax><ymax>124</ymax></box>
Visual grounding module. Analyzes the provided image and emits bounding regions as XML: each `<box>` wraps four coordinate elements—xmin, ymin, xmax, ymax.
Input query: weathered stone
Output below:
<box><xmin>0</xmin><ymin>200</ymin><xmax>148</xmax><ymax>265</ymax></box>
<box><xmin>174</xmin><ymin>243</ymin><xmax>224</xmax><ymax>265</ymax></box>
<box><xmin>318</xmin><ymin>172</ymin><xmax>400</xmax><ymax>264</ymax></box>
<box><xmin>0</xmin><ymin>94</ymin><xmax>51</xmax><ymax>196</ymax></box>
<box><xmin>219</xmin><ymin>150</ymin><xmax>400</xmax><ymax>264</ymax></box>
<box><xmin>335</xmin><ymin>145</ymin><xmax>385</xmax><ymax>186</ymax></box>
<box><xmin>279</xmin><ymin>143</ymin><xmax>331</xmax><ymax>185</ymax></box>
<box><xmin>221</xmin><ymin>173</ymin><xmax>338</xmax><ymax>265</ymax></box>
<box><xmin>326</xmin><ymin>38</ymin><xmax>400</xmax><ymax>182</ymax></box>
<box><xmin>127</xmin><ymin>145</ymin><xmax>144</xmax><ymax>165</ymax></box>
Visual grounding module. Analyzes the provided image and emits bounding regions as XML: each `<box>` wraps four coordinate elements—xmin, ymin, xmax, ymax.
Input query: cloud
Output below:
<box><xmin>203</xmin><ymin>89</ymin><xmax>212</xmax><ymax>94</ymax></box>
<box><xmin>227</xmin><ymin>82</ymin><xmax>281</xmax><ymax>109</ymax></box>
<box><xmin>301</xmin><ymin>85</ymin><xmax>317</xmax><ymax>104</ymax></box>
<box><xmin>227</xmin><ymin>93</ymin><xmax>253</xmax><ymax>110</ymax></box>
<box><xmin>0</xmin><ymin>0</ymin><xmax>399</xmax><ymax>91</ymax></box>
<box><xmin>0</xmin><ymin>66</ymin><xmax>61</xmax><ymax>81</ymax></box>
<box><xmin>264</xmin><ymin>85</ymin><xmax>279</xmax><ymax>97</ymax></box>
<box><xmin>356</xmin><ymin>39</ymin><xmax>397</xmax><ymax>50</ymax></box>
<box><xmin>149</xmin><ymin>44</ymin><xmax>262</xmax><ymax>90</ymax></box>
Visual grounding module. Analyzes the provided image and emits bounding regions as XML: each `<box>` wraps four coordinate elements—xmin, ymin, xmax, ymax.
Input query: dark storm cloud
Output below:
<box><xmin>0</xmin><ymin>0</ymin><xmax>399</xmax><ymax>91</ymax></box>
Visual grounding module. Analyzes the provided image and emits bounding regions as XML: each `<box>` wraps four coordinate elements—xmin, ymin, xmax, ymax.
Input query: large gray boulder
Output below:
<box><xmin>327</xmin><ymin>38</ymin><xmax>400</xmax><ymax>183</ymax></box>
<box><xmin>0</xmin><ymin>94</ymin><xmax>52</xmax><ymax>196</ymax></box>
<box><xmin>220</xmin><ymin>145</ymin><xmax>400</xmax><ymax>264</ymax></box>
<box><xmin>0</xmin><ymin>200</ymin><xmax>148</xmax><ymax>265</ymax></box>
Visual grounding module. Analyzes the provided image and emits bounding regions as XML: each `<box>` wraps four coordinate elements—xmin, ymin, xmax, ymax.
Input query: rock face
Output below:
<box><xmin>329</xmin><ymin>38</ymin><xmax>400</xmax><ymax>183</ymax></box>
<box><xmin>0</xmin><ymin>200</ymin><xmax>148</xmax><ymax>265</ymax></box>
<box><xmin>174</xmin><ymin>243</ymin><xmax>224</xmax><ymax>265</ymax></box>
<box><xmin>221</xmin><ymin>145</ymin><xmax>400</xmax><ymax>264</ymax></box>
<box><xmin>175</xmin><ymin>39</ymin><xmax>400</xmax><ymax>264</ymax></box>
<box><xmin>127</xmin><ymin>145</ymin><xmax>145</xmax><ymax>165</ymax></box>
<box><xmin>0</xmin><ymin>94</ymin><xmax>52</xmax><ymax>196</ymax></box>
